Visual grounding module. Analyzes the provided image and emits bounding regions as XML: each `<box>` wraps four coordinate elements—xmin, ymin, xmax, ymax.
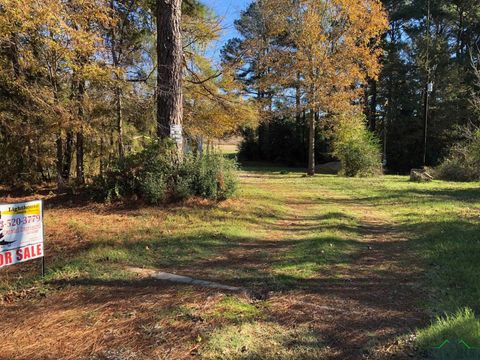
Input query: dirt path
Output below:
<box><xmin>259</xmin><ymin>187</ymin><xmax>427</xmax><ymax>359</ymax></box>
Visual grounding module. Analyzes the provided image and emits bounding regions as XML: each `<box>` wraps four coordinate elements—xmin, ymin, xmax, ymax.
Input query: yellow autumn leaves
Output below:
<box><xmin>257</xmin><ymin>0</ymin><xmax>388</xmax><ymax>116</ymax></box>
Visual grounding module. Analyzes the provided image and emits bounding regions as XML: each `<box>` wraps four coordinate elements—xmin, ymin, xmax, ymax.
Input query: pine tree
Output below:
<box><xmin>156</xmin><ymin>0</ymin><xmax>183</xmax><ymax>148</ymax></box>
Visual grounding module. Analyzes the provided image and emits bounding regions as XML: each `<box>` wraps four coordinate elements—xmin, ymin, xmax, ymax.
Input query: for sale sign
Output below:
<box><xmin>0</xmin><ymin>200</ymin><xmax>44</xmax><ymax>269</ymax></box>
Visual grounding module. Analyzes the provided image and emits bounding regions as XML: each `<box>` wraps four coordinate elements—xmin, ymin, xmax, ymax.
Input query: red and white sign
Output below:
<box><xmin>0</xmin><ymin>200</ymin><xmax>44</xmax><ymax>269</ymax></box>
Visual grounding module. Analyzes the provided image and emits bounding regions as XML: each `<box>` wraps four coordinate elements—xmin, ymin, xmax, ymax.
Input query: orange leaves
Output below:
<box><xmin>259</xmin><ymin>0</ymin><xmax>388</xmax><ymax>115</ymax></box>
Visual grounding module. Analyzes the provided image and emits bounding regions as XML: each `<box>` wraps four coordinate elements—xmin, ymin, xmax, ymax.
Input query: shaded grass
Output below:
<box><xmin>272</xmin><ymin>234</ymin><xmax>359</xmax><ymax>283</ymax></box>
<box><xmin>309</xmin><ymin>175</ymin><xmax>480</xmax><ymax>357</ymax></box>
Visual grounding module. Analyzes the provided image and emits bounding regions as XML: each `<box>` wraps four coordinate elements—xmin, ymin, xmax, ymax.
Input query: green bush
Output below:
<box><xmin>141</xmin><ymin>173</ymin><xmax>168</xmax><ymax>204</ymax></box>
<box><xmin>437</xmin><ymin>130</ymin><xmax>480</xmax><ymax>182</ymax></box>
<box><xmin>97</xmin><ymin>141</ymin><xmax>238</xmax><ymax>204</ymax></box>
<box><xmin>332</xmin><ymin>115</ymin><xmax>382</xmax><ymax>177</ymax></box>
<box><xmin>195</xmin><ymin>155</ymin><xmax>238</xmax><ymax>200</ymax></box>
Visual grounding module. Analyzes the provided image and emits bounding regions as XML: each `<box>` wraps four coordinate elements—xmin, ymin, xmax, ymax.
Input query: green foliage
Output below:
<box><xmin>97</xmin><ymin>141</ymin><xmax>238</xmax><ymax>204</ymax></box>
<box><xmin>436</xmin><ymin>130</ymin><xmax>480</xmax><ymax>182</ymax></box>
<box><xmin>377</xmin><ymin>0</ymin><xmax>480</xmax><ymax>172</ymax></box>
<box><xmin>333</xmin><ymin>116</ymin><xmax>382</xmax><ymax>177</ymax></box>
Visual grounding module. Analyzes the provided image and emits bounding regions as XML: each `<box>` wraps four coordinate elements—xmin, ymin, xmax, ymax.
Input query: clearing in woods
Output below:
<box><xmin>1</xmin><ymin>168</ymin><xmax>480</xmax><ymax>359</ymax></box>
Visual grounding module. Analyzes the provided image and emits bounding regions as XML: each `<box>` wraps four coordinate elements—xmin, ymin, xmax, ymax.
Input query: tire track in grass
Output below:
<box><xmin>263</xmin><ymin>183</ymin><xmax>427</xmax><ymax>360</ymax></box>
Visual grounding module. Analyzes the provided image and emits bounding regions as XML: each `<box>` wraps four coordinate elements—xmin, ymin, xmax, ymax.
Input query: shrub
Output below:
<box><xmin>195</xmin><ymin>155</ymin><xmax>238</xmax><ymax>200</ymax></box>
<box><xmin>436</xmin><ymin>129</ymin><xmax>480</xmax><ymax>182</ymax></box>
<box><xmin>332</xmin><ymin>115</ymin><xmax>382</xmax><ymax>177</ymax></box>
<box><xmin>97</xmin><ymin>140</ymin><xmax>238</xmax><ymax>204</ymax></box>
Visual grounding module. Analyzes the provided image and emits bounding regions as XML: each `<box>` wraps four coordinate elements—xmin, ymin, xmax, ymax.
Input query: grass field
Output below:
<box><xmin>1</xmin><ymin>167</ymin><xmax>480</xmax><ymax>359</ymax></box>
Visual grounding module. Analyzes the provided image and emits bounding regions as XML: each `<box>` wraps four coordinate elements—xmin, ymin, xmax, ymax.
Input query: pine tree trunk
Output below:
<box><xmin>100</xmin><ymin>136</ymin><xmax>105</xmax><ymax>177</ymax></box>
<box><xmin>295</xmin><ymin>76</ymin><xmax>301</xmax><ymax>124</ymax></box>
<box><xmin>8</xmin><ymin>34</ymin><xmax>20</xmax><ymax>78</ymax></box>
<box><xmin>156</xmin><ymin>0</ymin><xmax>183</xmax><ymax>146</ymax></box>
<box><xmin>109</xmin><ymin>7</ymin><xmax>125</xmax><ymax>162</ymax></box>
<box><xmin>307</xmin><ymin>110</ymin><xmax>315</xmax><ymax>176</ymax></box>
<box><xmin>76</xmin><ymin>80</ymin><xmax>86</xmax><ymax>185</ymax></box>
<box><xmin>116</xmin><ymin>86</ymin><xmax>125</xmax><ymax>160</ymax></box>
<box><xmin>76</xmin><ymin>130</ymin><xmax>84</xmax><ymax>184</ymax></box>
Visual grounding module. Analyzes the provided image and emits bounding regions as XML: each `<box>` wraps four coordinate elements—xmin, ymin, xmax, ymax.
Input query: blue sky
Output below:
<box><xmin>202</xmin><ymin>0</ymin><xmax>252</xmax><ymax>62</ymax></box>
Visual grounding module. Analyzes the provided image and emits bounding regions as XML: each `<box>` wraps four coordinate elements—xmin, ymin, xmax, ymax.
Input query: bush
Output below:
<box><xmin>195</xmin><ymin>155</ymin><xmax>238</xmax><ymax>200</ymax></box>
<box><xmin>332</xmin><ymin>115</ymin><xmax>382</xmax><ymax>177</ymax></box>
<box><xmin>97</xmin><ymin>141</ymin><xmax>238</xmax><ymax>204</ymax></box>
<box><xmin>436</xmin><ymin>129</ymin><xmax>480</xmax><ymax>182</ymax></box>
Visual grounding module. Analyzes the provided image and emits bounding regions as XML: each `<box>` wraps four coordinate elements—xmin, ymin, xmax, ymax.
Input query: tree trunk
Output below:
<box><xmin>76</xmin><ymin>80</ymin><xmax>86</xmax><ymax>185</ymax></box>
<box><xmin>295</xmin><ymin>78</ymin><xmax>301</xmax><ymax>124</ymax></box>
<box><xmin>109</xmin><ymin>3</ymin><xmax>125</xmax><ymax>162</ymax></box>
<box><xmin>156</xmin><ymin>0</ymin><xmax>183</xmax><ymax>148</ymax></box>
<box><xmin>116</xmin><ymin>86</ymin><xmax>125</xmax><ymax>160</ymax></box>
<box><xmin>56</xmin><ymin>133</ymin><xmax>64</xmax><ymax>189</ymax></box>
<box><xmin>302</xmin><ymin>110</ymin><xmax>307</xmax><ymax>158</ymax></box>
<box><xmin>100</xmin><ymin>136</ymin><xmax>105</xmax><ymax>178</ymax></box>
<box><xmin>364</xmin><ymin>78</ymin><xmax>377</xmax><ymax>132</ymax></box>
<box><xmin>63</xmin><ymin>131</ymin><xmax>74</xmax><ymax>180</ymax></box>
<box><xmin>307</xmin><ymin>110</ymin><xmax>315</xmax><ymax>176</ymax></box>
<box><xmin>8</xmin><ymin>34</ymin><xmax>20</xmax><ymax>78</ymax></box>
<box><xmin>76</xmin><ymin>130</ymin><xmax>84</xmax><ymax>184</ymax></box>
<box><xmin>369</xmin><ymin>78</ymin><xmax>377</xmax><ymax>132</ymax></box>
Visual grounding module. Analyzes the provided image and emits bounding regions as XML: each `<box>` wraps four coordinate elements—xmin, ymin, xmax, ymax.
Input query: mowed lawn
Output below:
<box><xmin>1</xmin><ymin>169</ymin><xmax>480</xmax><ymax>359</ymax></box>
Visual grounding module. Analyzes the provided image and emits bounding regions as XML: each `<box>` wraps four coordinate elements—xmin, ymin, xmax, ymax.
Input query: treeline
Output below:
<box><xmin>3</xmin><ymin>0</ymin><xmax>479</xmax><ymax>184</ymax></box>
<box><xmin>223</xmin><ymin>0</ymin><xmax>388</xmax><ymax>176</ymax></box>
<box><xmin>0</xmin><ymin>0</ymin><xmax>257</xmax><ymax>188</ymax></box>
<box><xmin>231</xmin><ymin>0</ymin><xmax>480</xmax><ymax>173</ymax></box>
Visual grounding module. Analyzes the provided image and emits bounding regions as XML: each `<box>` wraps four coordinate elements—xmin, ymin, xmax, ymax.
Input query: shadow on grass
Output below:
<box><xmin>409</xmin><ymin>219</ymin><xmax>480</xmax><ymax>314</ymax></box>
<box><xmin>5</xmin><ymin>171</ymin><xmax>480</xmax><ymax>359</ymax></box>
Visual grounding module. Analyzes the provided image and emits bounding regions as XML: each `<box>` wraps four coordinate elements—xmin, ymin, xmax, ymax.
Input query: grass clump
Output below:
<box><xmin>209</xmin><ymin>296</ymin><xmax>262</xmax><ymax>322</ymax></box>
<box><xmin>417</xmin><ymin>308</ymin><xmax>480</xmax><ymax>359</ymax></box>
<box><xmin>200</xmin><ymin>322</ymin><xmax>326</xmax><ymax>360</ymax></box>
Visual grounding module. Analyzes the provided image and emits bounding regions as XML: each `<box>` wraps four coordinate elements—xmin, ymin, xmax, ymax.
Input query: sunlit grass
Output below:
<box><xmin>208</xmin><ymin>296</ymin><xmax>263</xmax><ymax>322</ymax></box>
<box><xmin>200</xmin><ymin>322</ymin><xmax>326</xmax><ymax>360</ymax></box>
<box><xmin>417</xmin><ymin>308</ymin><xmax>480</xmax><ymax>359</ymax></box>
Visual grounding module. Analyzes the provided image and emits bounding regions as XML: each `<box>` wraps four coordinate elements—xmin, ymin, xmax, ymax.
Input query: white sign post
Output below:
<box><xmin>0</xmin><ymin>200</ymin><xmax>45</xmax><ymax>275</ymax></box>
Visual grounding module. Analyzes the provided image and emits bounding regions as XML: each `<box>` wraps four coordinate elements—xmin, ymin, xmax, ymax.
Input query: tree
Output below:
<box><xmin>222</xmin><ymin>2</ymin><xmax>278</xmax><ymax>159</ymax></box>
<box><xmin>0</xmin><ymin>0</ymin><xmax>114</xmax><ymax>187</ymax></box>
<box><xmin>471</xmin><ymin>48</ymin><xmax>480</xmax><ymax>116</ymax></box>
<box><xmin>106</xmin><ymin>0</ymin><xmax>154</xmax><ymax>161</ymax></box>
<box><xmin>258</xmin><ymin>0</ymin><xmax>388</xmax><ymax>175</ymax></box>
<box><xmin>377</xmin><ymin>0</ymin><xmax>480</xmax><ymax>172</ymax></box>
<box><xmin>157</xmin><ymin>0</ymin><xmax>183</xmax><ymax>148</ymax></box>
<box><xmin>182</xmin><ymin>3</ymin><xmax>259</xmax><ymax>146</ymax></box>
